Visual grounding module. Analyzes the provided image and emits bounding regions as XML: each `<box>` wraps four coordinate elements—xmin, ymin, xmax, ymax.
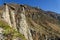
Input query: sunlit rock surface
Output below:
<box><xmin>0</xmin><ymin>3</ymin><xmax>60</xmax><ymax>40</ymax></box>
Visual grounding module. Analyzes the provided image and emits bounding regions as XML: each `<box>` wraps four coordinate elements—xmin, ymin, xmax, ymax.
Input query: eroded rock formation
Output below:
<box><xmin>0</xmin><ymin>3</ymin><xmax>60</xmax><ymax>40</ymax></box>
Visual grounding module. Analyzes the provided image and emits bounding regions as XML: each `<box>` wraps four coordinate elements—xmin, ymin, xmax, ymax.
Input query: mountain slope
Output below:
<box><xmin>0</xmin><ymin>3</ymin><xmax>60</xmax><ymax>40</ymax></box>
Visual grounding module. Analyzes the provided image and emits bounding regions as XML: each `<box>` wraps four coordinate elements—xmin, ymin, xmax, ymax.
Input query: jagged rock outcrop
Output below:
<box><xmin>0</xmin><ymin>3</ymin><xmax>33</xmax><ymax>40</ymax></box>
<box><xmin>0</xmin><ymin>3</ymin><xmax>60</xmax><ymax>40</ymax></box>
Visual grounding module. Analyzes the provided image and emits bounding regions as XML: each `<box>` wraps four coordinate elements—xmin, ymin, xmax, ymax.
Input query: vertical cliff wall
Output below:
<box><xmin>19</xmin><ymin>7</ymin><xmax>33</xmax><ymax>40</ymax></box>
<box><xmin>1</xmin><ymin>4</ymin><xmax>33</xmax><ymax>40</ymax></box>
<box><xmin>2</xmin><ymin>4</ymin><xmax>12</xmax><ymax>27</ymax></box>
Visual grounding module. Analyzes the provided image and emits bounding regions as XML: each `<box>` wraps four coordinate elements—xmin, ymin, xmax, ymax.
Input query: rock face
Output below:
<box><xmin>0</xmin><ymin>3</ymin><xmax>33</xmax><ymax>40</ymax></box>
<box><xmin>0</xmin><ymin>3</ymin><xmax>60</xmax><ymax>40</ymax></box>
<box><xmin>3</xmin><ymin>4</ymin><xmax>12</xmax><ymax>27</ymax></box>
<box><xmin>2</xmin><ymin>4</ymin><xmax>17</xmax><ymax>30</ymax></box>
<box><xmin>19</xmin><ymin>7</ymin><xmax>33</xmax><ymax>40</ymax></box>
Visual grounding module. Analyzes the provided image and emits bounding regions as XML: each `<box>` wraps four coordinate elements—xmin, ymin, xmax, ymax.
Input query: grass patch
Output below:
<box><xmin>0</xmin><ymin>20</ymin><xmax>26</xmax><ymax>40</ymax></box>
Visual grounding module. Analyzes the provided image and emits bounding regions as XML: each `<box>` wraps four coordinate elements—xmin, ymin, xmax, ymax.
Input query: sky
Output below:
<box><xmin>0</xmin><ymin>0</ymin><xmax>60</xmax><ymax>13</ymax></box>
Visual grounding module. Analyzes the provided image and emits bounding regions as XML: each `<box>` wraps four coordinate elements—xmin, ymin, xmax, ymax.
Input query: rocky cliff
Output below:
<box><xmin>0</xmin><ymin>3</ymin><xmax>60</xmax><ymax>40</ymax></box>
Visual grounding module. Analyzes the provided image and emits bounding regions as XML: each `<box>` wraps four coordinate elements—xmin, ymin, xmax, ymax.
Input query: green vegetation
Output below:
<box><xmin>0</xmin><ymin>20</ymin><xmax>26</xmax><ymax>40</ymax></box>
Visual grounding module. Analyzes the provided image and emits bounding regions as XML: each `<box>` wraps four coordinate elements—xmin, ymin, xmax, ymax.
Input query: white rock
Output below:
<box><xmin>0</xmin><ymin>27</ymin><xmax>4</xmax><ymax>33</ymax></box>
